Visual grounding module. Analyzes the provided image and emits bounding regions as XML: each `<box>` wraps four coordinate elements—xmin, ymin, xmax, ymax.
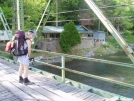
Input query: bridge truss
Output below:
<box><xmin>12</xmin><ymin>0</ymin><xmax>134</xmax><ymax>63</ymax></box>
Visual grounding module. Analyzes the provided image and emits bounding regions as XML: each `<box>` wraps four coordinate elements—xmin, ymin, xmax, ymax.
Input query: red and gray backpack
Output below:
<box><xmin>10</xmin><ymin>30</ymin><xmax>29</xmax><ymax>56</ymax></box>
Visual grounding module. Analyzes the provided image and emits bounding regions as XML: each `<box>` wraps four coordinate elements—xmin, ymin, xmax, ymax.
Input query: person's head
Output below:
<box><xmin>26</xmin><ymin>30</ymin><xmax>36</xmax><ymax>39</ymax></box>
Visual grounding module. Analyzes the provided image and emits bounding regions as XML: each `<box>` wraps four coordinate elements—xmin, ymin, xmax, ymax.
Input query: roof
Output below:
<box><xmin>42</xmin><ymin>25</ymin><xmax>93</xmax><ymax>34</ymax></box>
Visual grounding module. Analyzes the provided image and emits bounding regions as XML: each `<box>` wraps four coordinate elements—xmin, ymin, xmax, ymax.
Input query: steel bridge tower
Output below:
<box><xmin>12</xmin><ymin>0</ymin><xmax>24</xmax><ymax>33</ymax></box>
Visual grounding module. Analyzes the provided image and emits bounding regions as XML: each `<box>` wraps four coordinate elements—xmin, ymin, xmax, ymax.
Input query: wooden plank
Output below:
<box><xmin>2</xmin><ymin>81</ymin><xmax>37</xmax><ymax>101</ymax></box>
<box><xmin>1</xmin><ymin>95</ymin><xmax>20</xmax><ymax>101</ymax></box>
<box><xmin>0</xmin><ymin>90</ymin><xmax>10</xmax><ymax>95</ymax></box>
<box><xmin>11</xmin><ymin>82</ymin><xmax>52</xmax><ymax>101</ymax></box>
<box><xmin>84</xmin><ymin>94</ymin><xmax>106</xmax><ymax>101</ymax></box>
<box><xmin>73</xmin><ymin>91</ymin><xmax>87</xmax><ymax>97</ymax></box>
<box><xmin>67</xmin><ymin>88</ymin><xmax>82</xmax><ymax>95</ymax></box>
<box><xmin>28</xmin><ymin>84</ymin><xmax>69</xmax><ymax>101</ymax></box>
<box><xmin>57</xmin><ymin>85</ymin><xmax>76</xmax><ymax>92</ymax></box>
<box><xmin>64</xmin><ymin>88</ymin><xmax>79</xmax><ymax>93</ymax></box>
<box><xmin>2</xmin><ymin>74</ymin><xmax>52</xmax><ymax>101</ymax></box>
<box><xmin>0</xmin><ymin>59</ymin><xmax>108</xmax><ymax>101</ymax></box>
<box><xmin>0</xmin><ymin>93</ymin><xmax>15</xmax><ymax>101</ymax></box>
<box><xmin>0</xmin><ymin>91</ymin><xmax>11</xmax><ymax>98</ymax></box>
<box><xmin>3</xmin><ymin>98</ymin><xmax>21</xmax><ymax>101</ymax></box>
<box><xmin>4</xmin><ymin>74</ymin><xmax>69</xmax><ymax>101</ymax></box>
<box><xmin>9</xmin><ymin>70</ymin><xmax>84</xmax><ymax>101</ymax></box>
<box><xmin>0</xmin><ymin>87</ymin><xmax>7</xmax><ymax>92</ymax></box>
<box><xmin>0</xmin><ymin>71</ymin><xmax>6</xmax><ymax>76</ymax></box>
<box><xmin>10</xmin><ymin>70</ymin><xmax>98</xmax><ymax>101</ymax></box>
<box><xmin>41</xmin><ymin>79</ymin><xmax>60</xmax><ymax>86</ymax></box>
<box><xmin>77</xmin><ymin>92</ymin><xmax>95</xmax><ymax>100</ymax></box>
<box><xmin>29</xmin><ymin>77</ymin><xmax>85</xmax><ymax>101</ymax></box>
<box><xmin>29</xmin><ymin>74</ymin><xmax>52</xmax><ymax>82</ymax></box>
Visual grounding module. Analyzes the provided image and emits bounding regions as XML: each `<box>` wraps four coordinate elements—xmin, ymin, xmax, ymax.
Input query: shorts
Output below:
<box><xmin>17</xmin><ymin>54</ymin><xmax>29</xmax><ymax>66</ymax></box>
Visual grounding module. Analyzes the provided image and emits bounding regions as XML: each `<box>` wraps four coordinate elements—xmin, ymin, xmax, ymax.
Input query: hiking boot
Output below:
<box><xmin>23</xmin><ymin>78</ymin><xmax>34</xmax><ymax>86</ymax></box>
<box><xmin>19</xmin><ymin>76</ymin><xmax>23</xmax><ymax>83</ymax></box>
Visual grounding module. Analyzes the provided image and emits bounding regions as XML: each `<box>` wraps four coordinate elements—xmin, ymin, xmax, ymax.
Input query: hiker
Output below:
<box><xmin>14</xmin><ymin>30</ymin><xmax>36</xmax><ymax>85</ymax></box>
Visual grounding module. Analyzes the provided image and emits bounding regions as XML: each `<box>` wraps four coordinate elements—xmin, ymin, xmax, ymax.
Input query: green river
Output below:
<box><xmin>36</xmin><ymin>51</ymin><xmax>134</xmax><ymax>98</ymax></box>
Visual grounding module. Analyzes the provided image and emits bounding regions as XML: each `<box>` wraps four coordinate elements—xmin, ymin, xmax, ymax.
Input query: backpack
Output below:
<box><xmin>10</xmin><ymin>30</ymin><xmax>29</xmax><ymax>56</ymax></box>
<box><xmin>5</xmin><ymin>41</ymin><xmax>13</xmax><ymax>52</ymax></box>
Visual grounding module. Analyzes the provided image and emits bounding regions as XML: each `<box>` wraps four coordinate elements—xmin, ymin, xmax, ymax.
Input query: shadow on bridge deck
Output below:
<box><xmin>0</xmin><ymin>58</ymin><xmax>109</xmax><ymax>101</ymax></box>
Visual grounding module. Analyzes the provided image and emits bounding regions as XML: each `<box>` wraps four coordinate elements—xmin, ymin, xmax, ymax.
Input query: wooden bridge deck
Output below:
<box><xmin>0</xmin><ymin>58</ymin><xmax>110</xmax><ymax>101</ymax></box>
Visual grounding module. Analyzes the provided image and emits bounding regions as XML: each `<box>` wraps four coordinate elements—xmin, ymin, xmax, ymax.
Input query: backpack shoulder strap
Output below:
<box><xmin>25</xmin><ymin>38</ymin><xmax>31</xmax><ymax>42</ymax></box>
<box><xmin>25</xmin><ymin>38</ymin><xmax>30</xmax><ymax>41</ymax></box>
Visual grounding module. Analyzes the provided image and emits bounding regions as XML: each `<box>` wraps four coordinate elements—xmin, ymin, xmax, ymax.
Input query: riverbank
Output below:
<box><xmin>70</xmin><ymin>42</ymin><xmax>121</xmax><ymax>57</ymax></box>
<box><xmin>70</xmin><ymin>35</ymin><xmax>134</xmax><ymax>57</ymax></box>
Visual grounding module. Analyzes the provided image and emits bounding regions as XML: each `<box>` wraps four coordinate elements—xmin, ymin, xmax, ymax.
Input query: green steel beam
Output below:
<box><xmin>12</xmin><ymin>1</ymin><xmax>17</xmax><ymax>34</ymax></box>
<box><xmin>84</xmin><ymin>0</ymin><xmax>134</xmax><ymax>63</ymax></box>
<box><xmin>0</xmin><ymin>7</ymin><xmax>12</xmax><ymax>40</ymax></box>
<box><xmin>36</xmin><ymin>0</ymin><xmax>52</xmax><ymax>32</ymax></box>
<box><xmin>19</xmin><ymin>0</ymin><xmax>24</xmax><ymax>30</ymax></box>
<box><xmin>12</xmin><ymin>0</ymin><xmax>24</xmax><ymax>31</ymax></box>
<box><xmin>32</xmin><ymin>49</ymin><xmax>134</xmax><ymax>68</ymax></box>
<box><xmin>61</xmin><ymin>55</ymin><xmax>65</xmax><ymax>83</ymax></box>
<box><xmin>35</xmin><ymin>59</ymin><xmax>134</xmax><ymax>89</ymax></box>
<box><xmin>32</xmin><ymin>1</ymin><xmax>56</xmax><ymax>49</ymax></box>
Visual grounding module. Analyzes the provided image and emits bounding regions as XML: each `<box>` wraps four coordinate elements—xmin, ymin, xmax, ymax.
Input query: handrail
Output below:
<box><xmin>32</xmin><ymin>49</ymin><xmax>134</xmax><ymax>68</ymax></box>
<box><xmin>0</xmin><ymin>51</ymin><xmax>133</xmax><ymax>100</ymax></box>
<box><xmin>35</xmin><ymin>60</ymin><xmax>134</xmax><ymax>89</ymax></box>
<box><xmin>1</xmin><ymin>49</ymin><xmax>134</xmax><ymax>89</ymax></box>
<box><xmin>31</xmin><ymin>49</ymin><xmax>134</xmax><ymax>89</ymax></box>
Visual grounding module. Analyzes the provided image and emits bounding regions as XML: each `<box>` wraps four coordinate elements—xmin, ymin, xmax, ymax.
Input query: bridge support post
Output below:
<box><xmin>61</xmin><ymin>55</ymin><xmax>65</xmax><ymax>83</ymax></box>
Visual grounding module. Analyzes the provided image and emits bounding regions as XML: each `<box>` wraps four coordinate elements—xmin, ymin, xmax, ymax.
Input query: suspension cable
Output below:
<box><xmin>48</xmin><ymin>3</ymin><xmax>134</xmax><ymax>15</ymax></box>
<box><xmin>46</xmin><ymin>16</ymin><xmax>134</xmax><ymax>23</ymax></box>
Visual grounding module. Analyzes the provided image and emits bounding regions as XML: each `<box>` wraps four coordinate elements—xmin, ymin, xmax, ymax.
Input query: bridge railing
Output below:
<box><xmin>0</xmin><ymin>49</ymin><xmax>134</xmax><ymax>100</ymax></box>
<box><xmin>31</xmin><ymin>49</ymin><xmax>134</xmax><ymax>89</ymax></box>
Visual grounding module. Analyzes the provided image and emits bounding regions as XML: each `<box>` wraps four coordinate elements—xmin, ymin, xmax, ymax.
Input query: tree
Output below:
<box><xmin>60</xmin><ymin>22</ymin><xmax>81</xmax><ymax>53</ymax></box>
<box><xmin>57</xmin><ymin>0</ymin><xmax>85</xmax><ymax>25</ymax></box>
<box><xmin>113</xmin><ymin>0</ymin><xmax>134</xmax><ymax>34</ymax></box>
<box><xmin>0</xmin><ymin>0</ymin><xmax>13</xmax><ymax>30</ymax></box>
<box><xmin>23</xmin><ymin>0</ymin><xmax>47</xmax><ymax>31</ymax></box>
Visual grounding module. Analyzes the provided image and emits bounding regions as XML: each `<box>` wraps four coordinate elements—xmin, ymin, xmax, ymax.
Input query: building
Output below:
<box><xmin>40</xmin><ymin>25</ymin><xmax>94</xmax><ymax>52</ymax></box>
<box><xmin>42</xmin><ymin>25</ymin><xmax>93</xmax><ymax>38</ymax></box>
<box><xmin>93</xmin><ymin>31</ymin><xmax>106</xmax><ymax>46</ymax></box>
<box><xmin>93</xmin><ymin>31</ymin><xmax>105</xmax><ymax>41</ymax></box>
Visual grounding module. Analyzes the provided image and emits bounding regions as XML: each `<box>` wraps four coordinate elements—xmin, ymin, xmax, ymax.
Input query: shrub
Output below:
<box><xmin>60</xmin><ymin>22</ymin><xmax>81</xmax><ymax>53</ymax></box>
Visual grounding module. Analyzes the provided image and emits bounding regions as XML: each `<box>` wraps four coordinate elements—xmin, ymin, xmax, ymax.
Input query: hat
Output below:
<box><xmin>28</xmin><ymin>30</ymin><xmax>36</xmax><ymax>37</ymax></box>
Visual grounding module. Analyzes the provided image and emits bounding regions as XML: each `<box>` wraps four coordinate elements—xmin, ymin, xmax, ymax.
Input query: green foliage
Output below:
<box><xmin>114</xmin><ymin>2</ymin><xmax>133</xmax><ymax>35</ymax></box>
<box><xmin>23</xmin><ymin>0</ymin><xmax>47</xmax><ymax>31</ymax></box>
<box><xmin>57</xmin><ymin>0</ymin><xmax>86</xmax><ymax>25</ymax></box>
<box><xmin>112</xmin><ymin>0</ymin><xmax>134</xmax><ymax>33</ymax></box>
<box><xmin>122</xmin><ymin>34</ymin><xmax>134</xmax><ymax>43</ymax></box>
<box><xmin>60</xmin><ymin>32</ymin><xmax>71</xmax><ymax>52</ymax></box>
<box><xmin>1</xmin><ymin>0</ymin><xmax>134</xmax><ymax>36</ymax></box>
<box><xmin>94</xmin><ymin>0</ymin><xmax>134</xmax><ymax>35</ymax></box>
<box><xmin>60</xmin><ymin>22</ymin><xmax>81</xmax><ymax>53</ymax></box>
<box><xmin>0</xmin><ymin>0</ymin><xmax>13</xmax><ymax>30</ymax></box>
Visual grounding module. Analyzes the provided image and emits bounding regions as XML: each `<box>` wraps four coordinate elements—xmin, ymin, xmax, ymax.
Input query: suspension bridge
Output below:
<box><xmin>0</xmin><ymin>0</ymin><xmax>134</xmax><ymax>101</ymax></box>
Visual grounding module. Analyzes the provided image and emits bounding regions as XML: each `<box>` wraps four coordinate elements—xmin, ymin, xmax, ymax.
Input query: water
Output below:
<box><xmin>35</xmin><ymin>51</ymin><xmax>134</xmax><ymax>98</ymax></box>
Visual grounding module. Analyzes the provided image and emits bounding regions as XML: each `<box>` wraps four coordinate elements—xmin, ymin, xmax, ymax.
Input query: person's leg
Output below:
<box><xmin>23</xmin><ymin>65</ymin><xmax>29</xmax><ymax>78</ymax></box>
<box><xmin>18</xmin><ymin>63</ymin><xmax>24</xmax><ymax>83</ymax></box>
<box><xmin>23</xmin><ymin>65</ymin><xmax>34</xmax><ymax>85</ymax></box>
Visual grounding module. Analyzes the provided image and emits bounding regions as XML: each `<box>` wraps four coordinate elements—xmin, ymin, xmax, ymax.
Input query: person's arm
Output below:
<box><xmin>26</xmin><ymin>39</ymin><xmax>32</xmax><ymax>57</ymax></box>
<box><xmin>11</xmin><ymin>35</ymin><xmax>16</xmax><ymax>48</ymax></box>
<box><xmin>12</xmin><ymin>35</ymin><xmax>15</xmax><ymax>41</ymax></box>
